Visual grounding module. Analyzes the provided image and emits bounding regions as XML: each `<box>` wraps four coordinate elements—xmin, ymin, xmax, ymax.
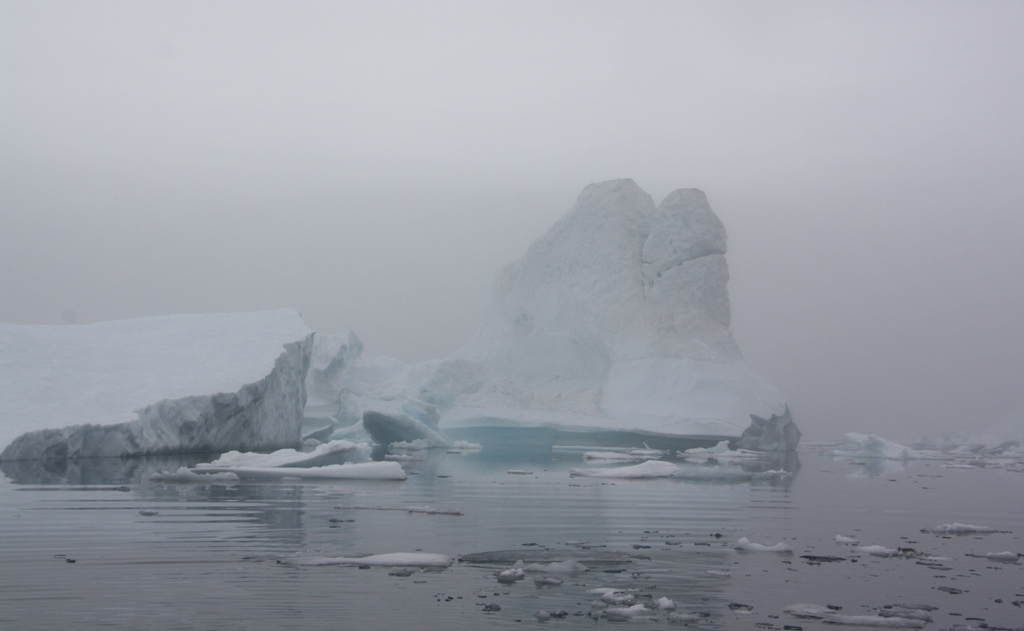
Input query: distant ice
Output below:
<box><xmin>830</xmin><ymin>433</ymin><xmax>922</xmax><ymax>460</ymax></box>
<box><xmin>923</xmin><ymin>523</ymin><xmax>997</xmax><ymax>535</ymax></box>
<box><xmin>835</xmin><ymin>535</ymin><xmax>860</xmax><ymax>545</ymax></box>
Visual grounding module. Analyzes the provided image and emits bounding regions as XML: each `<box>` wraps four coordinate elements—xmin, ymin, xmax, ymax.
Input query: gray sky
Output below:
<box><xmin>3</xmin><ymin>1</ymin><xmax>1022</xmax><ymax>442</ymax></box>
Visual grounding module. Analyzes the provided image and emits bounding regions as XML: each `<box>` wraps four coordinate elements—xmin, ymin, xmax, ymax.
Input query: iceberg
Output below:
<box><xmin>0</xmin><ymin>310</ymin><xmax>313</xmax><ymax>460</ymax></box>
<box><xmin>318</xmin><ymin>180</ymin><xmax>796</xmax><ymax>451</ymax></box>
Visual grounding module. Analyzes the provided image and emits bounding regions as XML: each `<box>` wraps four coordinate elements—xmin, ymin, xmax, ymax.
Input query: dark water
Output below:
<box><xmin>1</xmin><ymin>447</ymin><xmax>1022</xmax><ymax>630</ymax></box>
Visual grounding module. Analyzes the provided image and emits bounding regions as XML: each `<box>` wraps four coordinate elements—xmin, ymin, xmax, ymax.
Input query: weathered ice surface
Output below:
<box><xmin>303</xmin><ymin>180</ymin><xmax>794</xmax><ymax>449</ymax></box>
<box><xmin>0</xmin><ymin>310</ymin><xmax>313</xmax><ymax>460</ymax></box>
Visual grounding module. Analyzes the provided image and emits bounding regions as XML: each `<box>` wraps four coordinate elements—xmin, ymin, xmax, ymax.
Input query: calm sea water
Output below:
<box><xmin>1</xmin><ymin>446</ymin><xmax>1021</xmax><ymax>630</ymax></box>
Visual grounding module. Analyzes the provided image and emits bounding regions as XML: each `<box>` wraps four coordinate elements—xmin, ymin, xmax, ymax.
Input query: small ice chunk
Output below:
<box><xmin>657</xmin><ymin>597</ymin><xmax>676</xmax><ymax>610</ymax></box>
<box><xmin>150</xmin><ymin>467</ymin><xmax>240</xmax><ymax>484</ymax></box>
<box><xmin>980</xmin><ymin>551</ymin><xmax>1020</xmax><ymax>562</ymax></box>
<box><xmin>735</xmin><ymin>537</ymin><xmax>793</xmax><ymax>553</ymax></box>
<box><xmin>497</xmin><ymin>565</ymin><xmax>526</xmax><ymax>584</ymax></box>
<box><xmin>450</xmin><ymin>440</ymin><xmax>482</xmax><ymax>450</ymax></box>
<box><xmin>507</xmin><ymin>469</ymin><xmax>533</xmax><ymax>475</ymax></box>
<box><xmin>602</xmin><ymin>603</ymin><xmax>654</xmax><ymax>621</ymax></box>
<box><xmin>599</xmin><ymin>590</ymin><xmax>637</xmax><ymax>605</ymax></box>
<box><xmin>835</xmin><ymin>535</ymin><xmax>860</xmax><ymax>545</ymax></box>
<box><xmin>856</xmin><ymin>545</ymin><xmax>899</xmax><ymax>557</ymax></box>
<box><xmin>534</xmin><ymin>576</ymin><xmax>564</xmax><ymax>586</ymax></box>
<box><xmin>569</xmin><ymin>460</ymin><xmax>679</xmax><ymax>479</ymax></box>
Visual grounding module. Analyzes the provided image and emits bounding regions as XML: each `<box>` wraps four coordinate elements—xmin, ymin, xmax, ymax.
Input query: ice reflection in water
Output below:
<box><xmin>1</xmin><ymin>447</ymin><xmax>1022</xmax><ymax>630</ymax></box>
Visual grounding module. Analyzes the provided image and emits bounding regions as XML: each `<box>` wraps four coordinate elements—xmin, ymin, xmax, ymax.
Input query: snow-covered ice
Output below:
<box><xmin>199</xmin><ymin>440</ymin><xmax>369</xmax><ymax>469</ymax></box>
<box><xmin>1</xmin><ymin>310</ymin><xmax>313</xmax><ymax>460</ymax></box>
<box><xmin>569</xmin><ymin>460</ymin><xmax>679</xmax><ymax>478</ymax></box>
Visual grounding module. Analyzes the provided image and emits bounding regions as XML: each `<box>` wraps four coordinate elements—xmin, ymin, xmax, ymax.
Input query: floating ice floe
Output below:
<box><xmin>190</xmin><ymin>461</ymin><xmax>406</xmax><ymax>480</ymax></box>
<box><xmin>682</xmin><ymin>440</ymin><xmax>760</xmax><ymax>461</ymax></box>
<box><xmin>569</xmin><ymin>460</ymin><xmax>679</xmax><ymax>478</ymax></box>
<box><xmin>198</xmin><ymin>440</ymin><xmax>370</xmax><ymax>469</ymax></box>
<box><xmin>281</xmin><ymin>552</ymin><xmax>452</xmax><ymax>567</ymax></box>
<box><xmin>784</xmin><ymin>603</ymin><xmax>926</xmax><ymax>628</ymax></box>
<box><xmin>972</xmin><ymin>551</ymin><xmax>1020</xmax><ymax>562</ymax></box>
<box><xmin>582</xmin><ymin>448</ymin><xmax>665</xmax><ymax>461</ymax></box>
<box><xmin>835</xmin><ymin>535</ymin><xmax>861</xmax><ymax>545</ymax></box>
<box><xmin>0</xmin><ymin>310</ymin><xmax>313</xmax><ymax>460</ymax></box>
<box><xmin>923</xmin><ymin>523</ymin><xmax>997</xmax><ymax>535</ymax></box>
<box><xmin>449</xmin><ymin>440</ymin><xmax>482</xmax><ymax>450</ymax></box>
<box><xmin>735</xmin><ymin>537</ymin><xmax>793</xmax><ymax>553</ymax></box>
<box><xmin>534</xmin><ymin>576</ymin><xmax>563</xmax><ymax>586</ymax></box>
<box><xmin>149</xmin><ymin>467</ymin><xmax>240</xmax><ymax>484</ymax></box>
<box><xmin>657</xmin><ymin>597</ymin><xmax>676</xmax><ymax>610</ymax></box>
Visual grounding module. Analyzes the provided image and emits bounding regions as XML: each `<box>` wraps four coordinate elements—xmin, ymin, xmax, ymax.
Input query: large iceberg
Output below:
<box><xmin>316</xmin><ymin>180</ymin><xmax>795</xmax><ymax>450</ymax></box>
<box><xmin>0</xmin><ymin>310</ymin><xmax>314</xmax><ymax>460</ymax></box>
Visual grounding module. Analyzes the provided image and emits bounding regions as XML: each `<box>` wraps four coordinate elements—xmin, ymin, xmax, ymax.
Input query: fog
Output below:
<box><xmin>2</xmin><ymin>1</ymin><xmax>1022</xmax><ymax>442</ymax></box>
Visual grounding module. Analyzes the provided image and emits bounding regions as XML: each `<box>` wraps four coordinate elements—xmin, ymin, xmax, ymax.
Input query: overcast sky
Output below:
<box><xmin>2</xmin><ymin>1</ymin><xmax>1022</xmax><ymax>442</ymax></box>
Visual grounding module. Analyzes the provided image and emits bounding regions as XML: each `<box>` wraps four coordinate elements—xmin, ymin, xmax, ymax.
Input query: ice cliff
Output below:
<box><xmin>320</xmin><ymin>179</ymin><xmax>796</xmax><ymax>450</ymax></box>
<box><xmin>0</xmin><ymin>310</ymin><xmax>314</xmax><ymax>460</ymax></box>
